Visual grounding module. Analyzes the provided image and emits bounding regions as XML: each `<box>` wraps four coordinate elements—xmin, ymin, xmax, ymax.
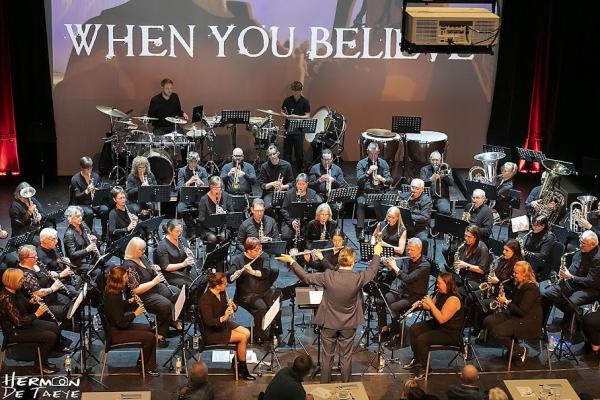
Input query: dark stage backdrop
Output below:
<box><xmin>47</xmin><ymin>0</ymin><xmax>500</xmax><ymax>175</ymax></box>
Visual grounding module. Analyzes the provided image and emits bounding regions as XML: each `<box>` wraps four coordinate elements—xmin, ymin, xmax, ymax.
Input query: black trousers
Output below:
<box><xmin>320</xmin><ymin>327</ymin><xmax>356</xmax><ymax>383</ymax></box>
<box><xmin>9</xmin><ymin>319</ymin><xmax>59</xmax><ymax>364</ymax></box>
<box><xmin>141</xmin><ymin>284</ymin><xmax>180</xmax><ymax>337</ymax></box>
<box><xmin>409</xmin><ymin>319</ymin><xmax>461</xmax><ymax>365</ymax></box>
<box><xmin>110</xmin><ymin>323</ymin><xmax>157</xmax><ymax>370</ymax></box>
<box><xmin>483</xmin><ymin>312</ymin><xmax>528</xmax><ymax>350</ymax></box>
<box><xmin>81</xmin><ymin>205</ymin><xmax>109</xmax><ymax>237</ymax></box>
<box><xmin>164</xmin><ymin>270</ymin><xmax>193</xmax><ymax>288</ymax></box>
<box><xmin>541</xmin><ymin>281</ymin><xmax>599</xmax><ymax>329</ymax></box>
<box><xmin>237</xmin><ymin>288</ymin><xmax>282</xmax><ymax>340</ymax></box>
<box><xmin>376</xmin><ymin>291</ymin><xmax>418</xmax><ymax>331</ymax></box>
<box><xmin>583</xmin><ymin>311</ymin><xmax>600</xmax><ymax>346</ymax></box>
<box><xmin>283</xmin><ymin>134</ymin><xmax>304</xmax><ymax>173</ymax></box>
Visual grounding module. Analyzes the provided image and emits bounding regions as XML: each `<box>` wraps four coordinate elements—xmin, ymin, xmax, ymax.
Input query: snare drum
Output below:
<box><xmin>143</xmin><ymin>149</ymin><xmax>175</xmax><ymax>185</ymax></box>
<box><xmin>406</xmin><ymin>131</ymin><xmax>447</xmax><ymax>164</ymax></box>
<box><xmin>360</xmin><ymin>131</ymin><xmax>401</xmax><ymax>163</ymax></box>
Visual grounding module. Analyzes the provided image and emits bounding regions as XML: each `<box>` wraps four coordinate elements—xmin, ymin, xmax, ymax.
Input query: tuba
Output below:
<box><xmin>533</xmin><ymin>159</ymin><xmax>570</xmax><ymax>225</ymax></box>
<box><xmin>468</xmin><ymin>152</ymin><xmax>505</xmax><ymax>183</ymax></box>
<box><xmin>568</xmin><ymin>195</ymin><xmax>597</xmax><ymax>233</ymax></box>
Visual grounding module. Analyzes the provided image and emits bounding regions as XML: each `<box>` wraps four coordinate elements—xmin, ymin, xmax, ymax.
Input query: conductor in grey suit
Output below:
<box><xmin>277</xmin><ymin>242</ymin><xmax>385</xmax><ymax>383</ymax></box>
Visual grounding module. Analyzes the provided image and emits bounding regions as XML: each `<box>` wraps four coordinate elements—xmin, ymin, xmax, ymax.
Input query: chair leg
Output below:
<box><xmin>234</xmin><ymin>352</ymin><xmax>239</xmax><ymax>381</ymax></box>
<box><xmin>37</xmin><ymin>347</ymin><xmax>44</xmax><ymax>378</ymax></box>
<box><xmin>100</xmin><ymin>351</ymin><xmax>108</xmax><ymax>383</ymax></box>
<box><xmin>425</xmin><ymin>351</ymin><xmax>431</xmax><ymax>382</ymax></box>
<box><xmin>508</xmin><ymin>339</ymin><xmax>514</xmax><ymax>372</ymax></box>
<box><xmin>140</xmin><ymin>348</ymin><xmax>145</xmax><ymax>381</ymax></box>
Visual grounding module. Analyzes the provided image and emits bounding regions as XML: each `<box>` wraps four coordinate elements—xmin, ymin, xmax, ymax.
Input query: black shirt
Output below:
<box><xmin>108</xmin><ymin>207</ymin><xmax>132</xmax><ymax>241</ymax></box>
<box><xmin>148</xmin><ymin>92</ymin><xmax>183</xmax><ymax>129</ymax></box>
<box><xmin>567</xmin><ymin>246</ymin><xmax>600</xmax><ymax>289</ymax></box>
<box><xmin>457</xmin><ymin>241</ymin><xmax>490</xmax><ymax>282</ymax></box>
<box><xmin>305</xmin><ymin>220</ymin><xmax>337</xmax><ymax>241</ymax></box>
<box><xmin>281</xmin><ymin>95</ymin><xmax>310</xmax><ymax>134</ymax></box>
<box><xmin>464</xmin><ymin>203</ymin><xmax>494</xmax><ymax>240</ymax></box>
<box><xmin>280</xmin><ymin>188</ymin><xmax>322</xmax><ymax>225</ymax></box>
<box><xmin>228</xmin><ymin>253</ymin><xmax>273</xmax><ymax>301</ymax></box>
<box><xmin>238</xmin><ymin>215</ymin><xmax>280</xmax><ymax>245</ymax></box>
<box><xmin>375</xmin><ymin>221</ymin><xmax>406</xmax><ymax>247</ymax></box>
<box><xmin>420</xmin><ymin>164</ymin><xmax>454</xmax><ymax>199</ymax></box>
<box><xmin>9</xmin><ymin>198</ymin><xmax>44</xmax><ymax>237</ymax></box>
<box><xmin>258</xmin><ymin>160</ymin><xmax>294</xmax><ymax>194</ymax></box>
<box><xmin>70</xmin><ymin>171</ymin><xmax>101</xmax><ymax>206</ymax></box>
<box><xmin>36</xmin><ymin>245</ymin><xmax>62</xmax><ymax>272</ymax></box>
<box><xmin>403</xmin><ymin>193</ymin><xmax>433</xmax><ymax>231</ymax></box>
<box><xmin>198</xmin><ymin>192</ymin><xmax>234</xmax><ymax>231</ymax></box>
<box><xmin>396</xmin><ymin>256</ymin><xmax>431</xmax><ymax>298</ymax></box>
<box><xmin>102</xmin><ymin>292</ymin><xmax>137</xmax><ymax>330</ymax></box>
<box><xmin>126</xmin><ymin>173</ymin><xmax>158</xmax><ymax>202</ymax></box>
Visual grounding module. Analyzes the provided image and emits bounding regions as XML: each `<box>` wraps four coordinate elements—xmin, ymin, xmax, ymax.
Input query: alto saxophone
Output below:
<box><xmin>453</xmin><ymin>242</ymin><xmax>466</xmax><ymax>274</ymax></box>
<box><xmin>479</xmin><ymin>255</ymin><xmax>501</xmax><ymax>298</ymax></box>
<box><xmin>550</xmin><ymin>250</ymin><xmax>577</xmax><ymax>286</ymax></box>
<box><xmin>489</xmin><ymin>282</ymin><xmax>508</xmax><ymax>312</ymax></box>
<box><xmin>320</xmin><ymin>222</ymin><xmax>327</xmax><ymax>240</ymax></box>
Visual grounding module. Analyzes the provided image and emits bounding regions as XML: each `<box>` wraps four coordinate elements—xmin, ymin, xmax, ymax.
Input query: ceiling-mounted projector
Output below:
<box><xmin>402</xmin><ymin>6</ymin><xmax>500</xmax><ymax>54</ymax></box>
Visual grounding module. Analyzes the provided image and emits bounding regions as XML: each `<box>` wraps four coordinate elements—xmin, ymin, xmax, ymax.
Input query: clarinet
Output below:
<box><xmin>37</xmin><ymin>260</ymin><xmax>73</xmax><ymax>298</ymax></box>
<box><xmin>126</xmin><ymin>281</ymin><xmax>156</xmax><ymax>329</ymax></box>
<box><xmin>29</xmin><ymin>291</ymin><xmax>61</xmax><ymax>326</ymax></box>
<box><xmin>142</xmin><ymin>256</ymin><xmax>177</xmax><ymax>296</ymax></box>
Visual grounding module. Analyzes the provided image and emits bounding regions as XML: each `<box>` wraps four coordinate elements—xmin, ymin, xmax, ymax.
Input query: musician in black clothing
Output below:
<box><xmin>304</xmin><ymin>229</ymin><xmax>345</xmax><ymax>272</ymax></box>
<box><xmin>525</xmin><ymin>171</ymin><xmax>547</xmax><ymax>216</ymax></box>
<box><xmin>378</xmin><ymin>238</ymin><xmax>431</xmax><ymax>347</ymax></box>
<box><xmin>197</xmin><ymin>272</ymin><xmax>255</xmax><ymax>380</ymax></box>
<box><xmin>63</xmin><ymin>206</ymin><xmax>99</xmax><ymax>273</ymax></box>
<box><xmin>464</xmin><ymin>189</ymin><xmax>494</xmax><ymax>242</ymax></box>
<box><xmin>305</xmin><ymin>203</ymin><xmax>337</xmax><ymax>241</ymax></box>
<box><xmin>542</xmin><ymin>230</ymin><xmax>600</xmax><ymax>332</ymax></box>
<box><xmin>69</xmin><ymin>156</ymin><xmax>109</xmax><ymax>240</ymax></box>
<box><xmin>108</xmin><ymin>186</ymin><xmax>138</xmax><ymax>242</ymax></box>
<box><xmin>123</xmin><ymin>237</ymin><xmax>180</xmax><ymax>348</ymax></box>
<box><xmin>483</xmin><ymin>261</ymin><xmax>542</xmax><ymax>362</ymax></box>
<box><xmin>0</xmin><ymin>268</ymin><xmax>59</xmax><ymax>374</ymax></box>
<box><xmin>493</xmin><ymin>162</ymin><xmax>517</xmax><ymax>220</ymax></box>
<box><xmin>370</xmin><ymin>206</ymin><xmax>407</xmax><ymax>256</ymax></box>
<box><xmin>523</xmin><ymin>216</ymin><xmax>556</xmax><ymax>281</ymax></box>
<box><xmin>125</xmin><ymin>156</ymin><xmax>158</xmax><ymax>217</ymax></box>
<box><xmin>405</xmin><ymin>272</ymin><xmax>464</xmax><ymax>380</ymax></box>
<box><xmin>220</xmin><ymin>148</ymin><xmax>256</xmax><ymax>196</ymax></box>
<box><xmin>420</xmin><ymin>151</ymin><xmax>453</xmax><ymax>216</ymax></box>
<box><xmin>484</xmin><ymin>239</ymin><xmax>523</xmax><ymax>299</ymax></box>
<box><xmin>258</xmin><ymin>144</ymin><xmax>293</xmax><ymax>215</ymax></box>
<box><xmin>355</xmin><ymin>142</ymin><xmax>392</xmax><ymax>241</ymax></box>
<box><xmin>308</xmin><ymin>148</ymin><xmax>348</xmax><ymax>201</ymax></box>
<box><xmin>198</xmin><ymin>176</ymin><xmax>233</xmax><ymax>247</ymax></box>
<box><xmin>238</xmin><ymin>198</ymin><xmax>280</xmax><ymax>248</ymax></box>
<box><xmin>9</xmin><ymin>182</ymin><xmax>44</xmax><ymax>237</ymax></box>
<box><xmin>147</xmin><ymin>78</ymin><xmax>188</xmax><ymax>135</ymax></box>
<box><xmin>154</xmin><ymin>220</ymin><xmax>195</xmax><ymax>288</ymax></box>
<box><xmin>103</xmin><ymin>266</ymin><xmax>159</xmax><ymax>376</ymax></box>
<box><xmin>228</xmin><ymin>238</ymin><xmax>282</xmax><ymax>343</ymax></box>
<box><xmin>281</xmin><ymin>174</ymin><xmax>322</xmax><ymax>241</ymax></box>
<box><xmin>401</xmin><ymin>178</ymin><xmax>433</xmax><ymax>254</ymax></box>
<box><xmin>454</xmin><ymin>225</ymin><xmax>491</xmax><ymax>285</ymax></box>
<box><xmin>176</xmin><ymin>151</ymin><xmax>209</xmax><ymax>237</ymax></box>
<box><xmin>281</xmin><ymin>80</ymin><xmax>310</xmax><ymax>173</ymax></box>
<box><xmin>36</xmin><ymin>228</ymin><xmax>69</xmax><ymax>273</ymax></box>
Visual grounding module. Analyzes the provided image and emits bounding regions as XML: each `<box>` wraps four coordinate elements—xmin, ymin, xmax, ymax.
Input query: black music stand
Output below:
<box><xmin>551</xmin><ymin>224</ymin><xmax>579</xmax><ymax>245</ymax></box>
<box><xmin>138</xmin><ymin>184</ymin><xmax>171</xmax><ymax>217</ymax></box>
<box><xmin>221</xmin><ymin>110</ymin><xmax>250</xmax><ymax>148</ymax></box>
<box><xmin>230</xmin><ymin>195</ymin><xmax>256</xmax><ymax>213</ymax></box>
<box><xmin>487</xmin><ymin>237</ymin><xmax>504</xmax><ymax>257</ymax></box>
<box><xmin>306</xmin><ymin>240</ymin><xmax>331</xmax><ymax>250</ymax></box>
<box><xmin>42</xmin><ymin>208</ymin><xmax>66</xmax><ymax>228</ymax></box>
<box><xmin>516</xmin><ymin>147</ymin><xmax>546</xmax><ymax>163</ymax></box>
<box><xmin>359</xmin><ymin>243</ymin><xmax>395</xmax><ymax>262</ymax></box>
<box><xmin>433</xmin><ymin>214</ymin><xmax>468</xmax><ymax>238</ymax></box>
<box><xmin>328</xmin><ymin>186</ymin><xmax>358</xmax><ymax>246</ymax></box>
<box><xmin>112</xmin><ymin>231</ymin><xmax>136</xmax><ymax>256</ymax></box>
<box><xmin>286</xmin><ymin>118</ymin><xmax>317</xmax><ymax>136</ymax></box>
<box><xmin>398</xmin><ymin>207</ymin><xmax>415</xmax><ymax>230</ymax></box>
<box><xmin>225</xmin><ymin>212</ymin><xmax>244</xmax><ymax>230</ymax></box>
<box><xmin>465</xmin><ymin>180</ymin><xmax>497</xmax><ymax>202</ymax></box>
<box><xmin>205</xmin><ymin>214</ymin><xmax>226</xmax><ymax>233</ymax></box>
<box><xmin>392</xmin><ymin>115</ymin><xmax>421</xmax><ymax>175</ymax></box>
<box><xmin>1</xmin><ymin>231</ymin><xmax>36</xmax><ymax>254</ymax></box>
<box><xmin>271</xmin><ymin>190</ymin><xmax>286</xmax><ymax>208</ymax></box>
<box><xmin>92</xmin><ymin>188</ymin><xmax>112</xmax><ymax>207</ymax></box>
<box><xmin>289</xmin><ymin>202</ymin><xmax>318</xmax><ymax>221</ymax></box>
<box><xmin>201</xmin><ymin>242</ymin><xmax>229</xmax><ymax>271</ymax></box>
<box><xmin>134</xmin><ymin>215</ymin><xmax>164</xmax><ymax>241</ymax></box>
<box><xmin>180</xmin><ymin>186</ymin><xmax>209</xmax><ymax>203</ymax></box>
<box><xmin>262</xmin><ymin>241</ymin><xmax>287</xmax><ymax>256</ymax></box>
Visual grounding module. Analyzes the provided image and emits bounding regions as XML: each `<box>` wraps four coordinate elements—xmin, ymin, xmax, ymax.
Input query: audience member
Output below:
<box><xmin>173</xmin><ymin>361</ymin><xmax>214</xmax><ymax>400</ymax></box>
<box><xmin>264</xmin><ymin>354</ymin><xmax>314</xmax><ymax>400</ymax></box>
<box><xmin>446</xmin><ymin>364</ymin><xmax>485</xmax><ymax>400</ymax></box>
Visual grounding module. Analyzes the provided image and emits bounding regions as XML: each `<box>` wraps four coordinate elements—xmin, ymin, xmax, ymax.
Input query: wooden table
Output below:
<box><xmin>504</xmin><ymin>379</ymin><xmax>580</xmax><ymax>400</ymax></box>
<box><xmin>304</xmin><ymin>381</ymin><xmax>369</xmax><ymax>400</ymax></box>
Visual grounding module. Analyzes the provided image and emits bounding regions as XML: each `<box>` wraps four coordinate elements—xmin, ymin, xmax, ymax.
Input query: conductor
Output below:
<box><xmin>277</xmin><ymin>242</ymin><xmax>385</xmax><ymax>383</ymax></box>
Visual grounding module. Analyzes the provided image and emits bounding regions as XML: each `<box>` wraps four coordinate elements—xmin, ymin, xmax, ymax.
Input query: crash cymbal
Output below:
<box><xmin>131</xmin><ymin>115</ymin><xmax>158</xmax><ymax>121</ymax></box>
<box><xmin>257</xmin><ymin>109</ymin><xmax>283</xmax><ymax>117</ymax></box>
<box><xmin>366</xmin><ymin>128</ymin><xmax>395</xmax><ymax>138</ymax></box>
<box><xmin>165</xmin><ymin>117</ymin><xmax>188</xmax><ymax>124</ymax></box>
<box><xmin>249</xmin><ymin>117</ymin><xmax>267</xmax><ymax>124</ymax></box>
<box><xmin>96</xmin><ymin>105</ymin><xmax>129</xmax><ymax>119</ymax></box>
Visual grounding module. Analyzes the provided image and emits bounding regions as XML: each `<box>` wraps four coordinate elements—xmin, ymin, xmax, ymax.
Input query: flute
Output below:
<box><xmin>224</xmin><ymin>290</ymin><xmax>236</xmax><ymax>321</ymax></box>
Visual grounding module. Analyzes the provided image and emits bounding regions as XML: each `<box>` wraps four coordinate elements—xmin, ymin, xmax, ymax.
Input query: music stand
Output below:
<box><xmin>516</xmin><ymin>147</ymin><xmax>546</xmax><ymax>163</ymax></box>
<box><xmin>253</xmin><ymin>297</ymin><xmax>282</xmax><ymax>375</ymax></box>
<box><xmin>205</xmin><ymin>214</ymin><xmax>226</xmax><ymax>232</ymax></box>
<box><xmin>225</xmin><ymin>212</ymin><xmax>245</xmax><ymax>230</ymax></box>
<box><xmin>433</xmin><ymin>214</ymin><xmax>468</xmax><ymax>238</ymax></box>
<box><xmin>306</xmin><ymin>240</ymin><xmax>331</xmax><ymax>250</ymax></box>
<box><xmin>328</xmin><ymin>186</ymin><xmax>359</xmax><ymax>246</ymax></box>
<box><xmin>230</xmin><ymin>195</ymin><xmax>256</xmax><ymax>213</ymax></box>
<box><xmin>289</xmin><ymin>202</ymin><xmax>318</xmax><ymax>221</ymax></box>
<box><xmin>465</xmin><ymin>180</ymin><xmax>497</xmax><ymax>202</ymax></box>
<box><xmin>551</xmin><ymin>224</ymin><xmax>579</xmax><ymax>245</ymax></box>
<box><xmin>134</xmin><ymin>215</ymin><xmax>164</xmax><ymax>241</ymax></box>
<box><xmin>483</xmin><ymin>144</ymin><xmax>513</xmax><ymax>163</ymax></box>
<box><xmin>180</xmin><ymin>186</ymin><xmax>209</xmax><ymax>203</ymax></box>
<box><xmin>398</xmin><ymin>207</ymin><xmax>415</xmax><ymax>230</ymax></box>
<box><xmin>221</xmin><ymin>110</ymin><xmax>250</xmax><ymax>148</ymax></box>
<box><xmin>262</xmin><ymin>241</ymin><xmax>287</xmax><ymax>256</ymax></box>
<box><xmin>286</xmin><ymin>118</ymin><xmax>317</xmax><ymax>136</ymax></box>
<box><xmin>1</xmin><ymin>231</ymin><xmax>36</xmax><ymax>254</ymax></box>
<box><xmin>92</xmin><ymin>188</ymin><xmax>112</xmax><ymax>207</ymax></box>
<box><xmin>43</xmin><ymin>208</ymin><xmax>66</xmax><ymax>227</ymax></box>
<box><xmin>487</xmin><ymin>237</ymin><xmax>504</xmax><ymax>257</ymax></box>
<box><xmin>359</xmin><ymin>243</ymin><xmax>395</xmax><ymax>262</ymax></box>
<box><xmin>112</xmin><ymin>232</ymin><xmax>137</xmax><ymax>255</ymax></box>
<box><xmin>201</xmin><ymin>242</ymin><xmax>229</xmax><ymax>271</ymax></box>
<box><xmin>138</xmin><ymin>185</ymin><xmax>171</xmax><ymax>216</ymax></box>
<box><xmin>191</xmin><ymin>105</ymin><xmax>204</xmax><ymax>123</ymax></box>
<box><xmin>365</xmin><ymin>193</ymin><xmax>384</xmax><ymax>203</ymax></box>
<box><xmin>271</xmin><ymin>190</ymin><xmax>286</xmax><ymax>208</ymax></box>
<box><xmin>392</xmin><ymin>115</ymin><xmax>422</xmax><ymax>175</ymax></box>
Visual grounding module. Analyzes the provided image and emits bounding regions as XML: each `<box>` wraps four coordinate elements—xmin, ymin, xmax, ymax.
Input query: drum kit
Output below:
<box><xmin>309</xmin><ymin>106</ymin><xmax>347</xmax><ymax>157</ymax></box>
<box><xmin>247</xmin><ymin>109</ymin><xmax>280</xmax><ymax>151</ymax></box>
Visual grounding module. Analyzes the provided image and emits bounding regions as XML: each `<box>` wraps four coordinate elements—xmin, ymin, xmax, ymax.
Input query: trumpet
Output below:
<box><xmin>371</xmin><ymin>157</ymin><xmax>379</xmax><ymax>186</ymax></box>
<box><xmin>325</xmin><ymin>165</ymin><xmax>332</xmax><ymax>197</ymax></box>
<box><xmin>232</xmin><ymin>160</ymin><xmax>240</xmax><ymax>190</ymax></box>
<box><xmin>225</xmin><ymin>290</ymin><xmax>236</xmax><ymax>321</ymax></box>
<box><xmin>29</xmin><ymin>292</ymin><xmax>61</xmax><ymax>325</ymax></box>
<box><xmin>287</xmin><ymin>246</ymin><xmax>344</xmax><ymax>257</ymax></box>
<box><xmin>126</xmin><ymin>281</ymin><xmax>156</xmax><ymax>330</ymax></box>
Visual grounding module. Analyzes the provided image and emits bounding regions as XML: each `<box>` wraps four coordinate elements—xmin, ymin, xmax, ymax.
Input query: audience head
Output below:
<box><xmin>188</xmin><ymin>360</ymin><xmax>209</xmax><ymax>385</ymax></box>
<box><xmin>292</xmin><ymin>354</ymin><xmax>313</xmax><ymax>378</ymax></box>
<box><xmin>460</xmin><ymin>364</ymin><xmax>480</xmax><ymax>385</ymax></box>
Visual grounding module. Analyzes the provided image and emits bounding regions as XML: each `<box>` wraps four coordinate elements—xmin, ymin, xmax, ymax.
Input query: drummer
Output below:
<box><xmin>419</xmin><ymin>151</ymin><xmax>454</xmax><ymax>216</ymax></box>
<box><xmin>176</xmin><ymin>151</ymin><xmax>209</xmax><ymax>238</ymax></box>
<box><xmin>308</xmin><ymin>148</ymin><xmax>348</xmax><ymax>203</ymax></box>
<box><xmin>281</xmin><ymin>80</ymin><xmax>310</xmax><ymax>174</ymax></box>
<box><xmin>356</xmin><ymin>142</ymin><xmax>392</xmax><ymax>241</ymax></box>
<box><xmin>147</xmin><ymin>78</ymin><xmax>188</xmax><ymax>135</ymax></box>
<box><xmin>220</xmin><ymin>148</ymin><xmax>256</xmax><ymax>196</ymax></box>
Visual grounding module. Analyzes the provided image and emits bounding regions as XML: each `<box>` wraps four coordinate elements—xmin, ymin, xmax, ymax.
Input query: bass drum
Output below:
<box><xmin>143</xmin><ymin>149</ymin><xmax>175</xmax><ymax>186</ymax></box>
<box><xmin>307</xmin><ymin>106</ymin><xmax>346</xmax><ymax>145</ymax></box>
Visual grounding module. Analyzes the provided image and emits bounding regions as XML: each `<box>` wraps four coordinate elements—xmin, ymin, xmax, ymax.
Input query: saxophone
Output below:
<box><xmin>320</xmin><ymin>222</ymin><xmax>327</xmax><ymax>240</ymax></box>
<box><xmin>453</xmin><ymin>242</ymin><xmax>466</xmax><ymax>274</ymax></box>
<box><xmin>214</xmin><ymin>193</ymin><xmax>226</xmax><ymax>214</ymax></box>
<box><xmin>479</xmin><ymin>255</ymin><xmax>501</xmax><ymax>298</ymax></box>
<box><xmin>550</xmin><ymin>250</ymin><xmax>577</xmax><ymax>286</ymax></box>
<box><xmin>462</xmin><ymin>203</ymin><xmax>475</xmax><ymax>222</ymax></box>
<box><xmin>489</xmin><ymin>282</ymin><xmax>508</xmax><ymax>312</ymax></box>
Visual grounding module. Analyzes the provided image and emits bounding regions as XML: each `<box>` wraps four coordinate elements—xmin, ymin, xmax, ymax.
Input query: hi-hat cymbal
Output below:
<box><xmin>96</xmin><ymin>105</ymin><xmax>129</xmax><ymax>119</ymax></box>
<box><xmin>366</xmin><ymin>128</ymin><xmax>394</xmax><ymax>138</ymax></box>
<box><xmin>131</xmin><ymin>115</ymin><xmax>158</xmax><ymax>121</ymax></box>
<box><xmin>119</xmin><ymin>120</ymin><xmax>136</xmax><ymax>125</ymax></box>
<box><xmin>165</xmin><ymin>117</ymin><xmax>188</xmax><ymax>124</ymax></box>
<box><xmin>257</xmin><ymin>109</ymin><xmax>283</xmax><ymax>117</ymax></box>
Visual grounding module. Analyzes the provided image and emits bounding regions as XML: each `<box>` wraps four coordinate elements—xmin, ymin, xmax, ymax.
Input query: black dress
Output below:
<box><xmin>376</xmin><ymin>221</ymin><xmax>406</xmax><ymax>248</ymax></box>
<box><xmin>154</xmin><ymin>237</ymin><xmax>194</xmax><ymax>287</ymax></box>
<box><xmin>198</xmin><ymin>289</ymin><xmax>239</xmax><ymax>345</ymax></box>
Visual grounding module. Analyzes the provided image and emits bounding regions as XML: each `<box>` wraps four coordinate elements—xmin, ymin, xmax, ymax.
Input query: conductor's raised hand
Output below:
<box><xmin>275</xmin><ymin>254</ymin><xmax>295</xmax><ymax>264</ymax></box>
<box><xmin>373</xmin><ymin>242</ymin><xmax>383</xmax><ymax>256</ymax></box>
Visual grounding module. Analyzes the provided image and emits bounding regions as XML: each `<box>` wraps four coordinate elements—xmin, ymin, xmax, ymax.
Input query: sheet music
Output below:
<box><xmin>262</xmin><ymin>296</ymin><xmax>280</xmax><ymax>331</ymax></box>
<box><xmin>172</xmin><ymin>285</ymin><xmax>186</xmax><ymax>321</ymax></box>
<box><xmin>67</xmin><ymin>283</ymin><xmax>87</xmax><ymax>319</ymax></box>
<box><xmin>309</xmin><ymin>290</ymin><xmax>323</xmax><ymax>305</ymax></box>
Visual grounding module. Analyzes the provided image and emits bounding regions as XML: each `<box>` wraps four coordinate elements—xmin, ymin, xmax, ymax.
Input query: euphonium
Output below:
<box><xmin>568</xmin><ymin>195</ymin><xmax>597</xmax><ymax>233</ymax></box>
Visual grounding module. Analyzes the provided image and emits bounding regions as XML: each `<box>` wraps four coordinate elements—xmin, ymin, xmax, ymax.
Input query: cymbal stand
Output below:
<box><xmin>200</xmin><ymin>118</ymin><xmax>220</xmax><ymax>176</ymax></box>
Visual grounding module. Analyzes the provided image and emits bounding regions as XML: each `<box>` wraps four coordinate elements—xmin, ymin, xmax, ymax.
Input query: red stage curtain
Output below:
<box><xmin>0</xmin><ymin>0</ymin><xmax>20</xmax><ymax>175</ymax></box>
